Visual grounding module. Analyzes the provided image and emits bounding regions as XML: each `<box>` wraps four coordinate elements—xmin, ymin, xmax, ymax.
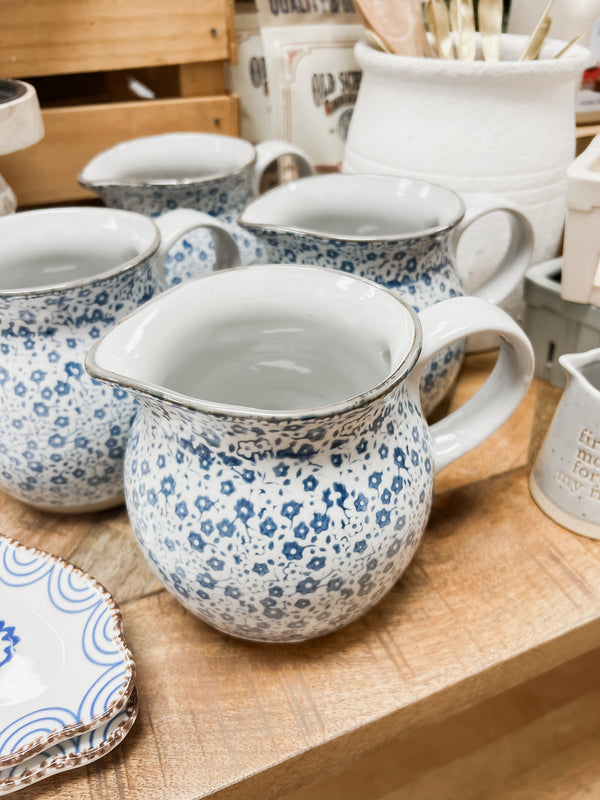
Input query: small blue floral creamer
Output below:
<box><xmin>87</xmin><ymin>266</ymin><xmax>534</xmax><ymax>642</ymax></box>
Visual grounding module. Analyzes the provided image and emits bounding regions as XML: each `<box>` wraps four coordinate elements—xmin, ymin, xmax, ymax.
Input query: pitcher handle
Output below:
<box><xmin>253</xmin><ymin>140</ymin><xmax>315</xmax><ymax>196</ymax></box>
<box><xmin>454</xmin><ymin>194</ymin><xmax>534</xmax><ymax>306</ymax></box>
<box><xmin>407</xmin><ymin>296</ymin><xmax>534</xmax><ymax>473</ymax></box>
<box><xmin>153</xmin><ymin>209</ymin><xmax>241</xmax><ymax>288</ymax></box>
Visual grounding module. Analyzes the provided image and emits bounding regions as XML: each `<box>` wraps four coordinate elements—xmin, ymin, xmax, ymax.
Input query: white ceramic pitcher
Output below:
<box><xmin>530</xmin><ymin>347</ymin><xmax>600</xmax><ymax>538</ymax></box>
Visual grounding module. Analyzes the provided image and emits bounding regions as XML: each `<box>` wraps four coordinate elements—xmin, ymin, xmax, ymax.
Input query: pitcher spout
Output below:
<box><xmin>559</xmin><ymin>347</ymin><xmax>600</xmax><ymax>395</ymax></box>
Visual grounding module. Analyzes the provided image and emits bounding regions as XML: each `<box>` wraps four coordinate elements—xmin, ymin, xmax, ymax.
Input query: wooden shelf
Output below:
<box><xmin>0</xmin><ymin>0</ymin><xmax>240</xmax><ymax>206</ymax></box>
<box><xmin>6</xmin><ymin>354</ymin><xmax>600</xmax><ymax>800</ymax></box>
<box><xmin>0</xmin><ymin>94</ymin><xmax>239</xmax><ymax>207</ymax></box>
<box><xmin>0</xmin><ymin>0</ymin><xmax>234</xmax><ymax>77</ymax></box>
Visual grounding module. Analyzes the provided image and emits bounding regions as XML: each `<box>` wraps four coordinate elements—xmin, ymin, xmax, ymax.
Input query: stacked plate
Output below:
<box><xmin>0</xmin><ymin>535</ymin><xmax>137</xmax><ymax>795</ymax></box>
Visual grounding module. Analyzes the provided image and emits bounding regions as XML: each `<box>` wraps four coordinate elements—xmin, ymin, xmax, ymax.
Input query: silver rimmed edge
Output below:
<box><xmin>85</xmin><ymin>264</ymin><xmax>423</xmax><ymax>423</ymax></box>
<box><xmin>0</xmin><ymin>207</ymin><xmax>161</xmax><ymax>297</ymax></box>
<box><xmin>238</xmin><ymin>173</ymin><xmax>466</xmax><ymax>243</ymax></box>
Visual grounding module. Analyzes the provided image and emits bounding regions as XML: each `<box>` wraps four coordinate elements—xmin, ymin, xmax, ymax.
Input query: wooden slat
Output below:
<box><xmin>225</xmin><ymin>0</ymin><xmax>239</xmax><ymax>66</ymax></box>
<box><xmin>0</xmin><ymin>0</ymin><xmax>230</xmax><ymax>77</ymax></box>
<box><xmin>0</xmin><ymin>95</ymin><xmax>240</xmax><ymax>207</ymax></box>
<box><xmin>178</xmin><ymin>62</ymin><xmax>228</xmax><ymax>98</ymax></box>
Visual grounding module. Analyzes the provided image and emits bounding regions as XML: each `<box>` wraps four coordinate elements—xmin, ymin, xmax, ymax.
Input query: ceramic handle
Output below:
<box><xmin>153</xmin><ymin>209</ymin><xmax>241</xmax><ymax>288</ymax></box>
<box><xmin>253</xmin><ymin>140</ymin><xmax>315</xmax><ymax>196</ymax></box>
<box><xmin>454</xmin><ymin>194</ymin><xmax>534</xmax><ymax>305</ymax></box>
<box><xmin>407</xmin><ymin>296</ymin><xmax>534</xmax><ymax>473</ymax></box>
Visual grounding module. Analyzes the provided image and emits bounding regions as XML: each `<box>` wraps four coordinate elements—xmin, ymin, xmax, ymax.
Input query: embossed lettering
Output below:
<box><xmin>572</xmin><ymin>460</ymin><xmax>600</xmax><ymax>484</ymax></box>
<box><xmin>556</xmin><ymin>470</ymin><xmax>584</xmax><ymax>494</ymax></box>
<box><xmin>579</xmin><ymin>428</ymin><xmax>600</xmax><ymax>449</ymax></box>
<box><xmin>576</xmin><ymin>447</ymin><xmax>600</xmax><ymax>468</ymax></box>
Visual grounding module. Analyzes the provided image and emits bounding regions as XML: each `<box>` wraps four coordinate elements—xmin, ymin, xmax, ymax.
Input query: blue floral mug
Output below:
<box><xmin>239</xmin><ymin>173</ymin><xmax>534</xmax><ymax>416</ymax></box>
<box><xmin>0</xmin><ymin>206</ymin><xmax>236</xmax><ymax>512</ymax></box>
<box><xmin>86</xmin><ymin>265</ymin><xmax>533</xmax><ymax>642</ymax></box>
<box><xmin>78</xmin><ymin>133</ymin><xmax>314</xmax><ymax>285</ymax></box>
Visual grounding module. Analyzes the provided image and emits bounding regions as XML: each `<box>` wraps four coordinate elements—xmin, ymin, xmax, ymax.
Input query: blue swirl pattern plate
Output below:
<box><xmin>0</xmin><ymin>688</ymin><xmax>138</xmax><ymax>796</ymax></box>
<box><xmin>0</xmin><ymin>536</ymin><xmax>135</xmax><ymax>769</ymax></box>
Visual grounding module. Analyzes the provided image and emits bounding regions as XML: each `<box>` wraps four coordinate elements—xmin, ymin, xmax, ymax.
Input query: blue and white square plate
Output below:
<box><xmin>0</xmin><ymin>536</ymin><xmax>136</xmax><ymax>769</ymax></box>
<box><xmin>0</xmin><ymin>687</ymin><xmax>138</xmax><ymax>795</ymax></box>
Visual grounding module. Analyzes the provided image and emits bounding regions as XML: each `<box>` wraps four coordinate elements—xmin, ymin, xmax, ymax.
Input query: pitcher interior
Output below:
<box><xmin>0</xmin><ymin>209</ymin><xmax>158</xmax><ymax>291</ymax></box>
<box><xmin>241</xmin><ymin>175</ymin><xmax>464</xmax><ymax>239</ymax></box>
<box><xmin>89</xmin><ymin>266</ymin><xmax>420</xmax><ymax>415</ymax></box>
<box><xmin>164</xmin><ymin>312</ymin><xmax>395</xmax><ymax>412</ymax></box>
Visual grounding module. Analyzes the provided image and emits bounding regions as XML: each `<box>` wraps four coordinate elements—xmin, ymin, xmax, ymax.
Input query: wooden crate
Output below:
<box><xmin>0</xmin><ymin>0</ymin><xmax>240</xmax><ymax>207</ymax></box>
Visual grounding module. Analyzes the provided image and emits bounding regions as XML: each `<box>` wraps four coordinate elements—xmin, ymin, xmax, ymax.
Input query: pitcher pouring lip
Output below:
<box><xmin>78</xmin><ymin>132</ymin><xmax>260</xmax><ymax>190</ymax></box>
<box><xmin>237</xmin><ymin>173</ymin><xmax>466</xmax><ymax>241</ymax></box>
<box><xmin>558</xmin><ymin>348</ymin><xmax>600</xmax><ymax>395</ymax></box>
<box><xmin>85</xmin><ymin>264</ymin><xmax>423</xmax><ymax>422</ymax></box>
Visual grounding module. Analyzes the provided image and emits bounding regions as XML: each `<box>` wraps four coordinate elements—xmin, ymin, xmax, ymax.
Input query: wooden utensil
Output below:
<box><xmin>355</xmin><ymin>0</ymin><xmax>431</xmax><ymax>57</ymax></box>
<box><xmin>518</xmin><ymin>0</ymin><xmax>553</xmax><ymax>61</ymax></box>
<box><xmin>425</xmin><ymin>0</ymin><xmax>455</xmax><ymax>60</ymax></box>
<box><xmin>520</xmin><ymin>15</ymin><xmax>552</xmax><ymax>60</ymax></box>
<box><xmin>364</xmin><ymin>26</ymin><xmax>393</xmax><ymax>53</ymax></box>
<box><xmin>554</xmin><ymin>34</ymin><xmax>584</xmax><ymax>59</ymax></box>
<box><xmin>450</xmin><ymin>0</ymin><xmax>476</xmax><ymax>61</ymax></box>
<box><xmin>478</xmin><ymin>0</ymin><xmax>503</xmax><ymax>62</ymax></box>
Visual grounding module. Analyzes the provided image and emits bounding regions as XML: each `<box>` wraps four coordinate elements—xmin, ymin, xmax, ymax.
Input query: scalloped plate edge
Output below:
<box><xmin>0</xmin><ymin>535</ymin><xmax>136</xmax><ymax>769</ymax></box>
<box><xmin>0</xmin><ymin>687</ymin><xmax>138</xmax><ymax>795</ymax></box>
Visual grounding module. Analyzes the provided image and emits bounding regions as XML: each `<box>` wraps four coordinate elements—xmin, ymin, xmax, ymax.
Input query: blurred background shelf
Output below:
<box><xmin>0</xmin><ymin>0</ymin><xmax>240</xmax><ymax>206</ymax></box>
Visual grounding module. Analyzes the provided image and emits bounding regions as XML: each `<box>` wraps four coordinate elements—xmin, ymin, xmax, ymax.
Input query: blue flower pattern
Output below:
<box><xmin>254</xmin><ymin>228</ymin><xmax>466</xmax><ymax>415</ymax></box>
<box><xmin>0</xmin><ymin>620</ymin><xmax>19</xmax><ymax>668</ymax></box>
<box><xmin>0</xmin><ymin>262</ymin><xmax>161</xmax><ymax>509</ymax></box>
<box><xmin>92</xmin><ymin>167</ymin><xmax>267</xmax><ymax>284</ymax></box>
<box><xmin>125</xmin><ymin>380</ymin><xmax>434</xmax><ymax>642</ymax></box>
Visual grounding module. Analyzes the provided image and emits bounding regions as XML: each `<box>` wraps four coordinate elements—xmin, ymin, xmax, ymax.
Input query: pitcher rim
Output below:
<box><xmin>78</xmin><ymin>133</ymin><xmax>257</xmax><ymax>190</ymax></box>
<box><xmin>0</xmin><ymin>207</ymin><xmax>161</xmax><ymax>297</ymax></box>
<box><xmin>559</xmin><ymin>347</ymin><xmax>600</xmax><ymax>399</ymax></box>
<box><xmin>238</xmin><ymin>173</ymin><xmax>466</xmax><ymax>242</ymax></box>
<box><xmin>85</xmin><ymin>265</ymin><xmax>424</xmax><ymax>422</ymax></box>
<box><xmin>355</xmin><ymin>35</ymin><xmax>591</xmax><ymax>77</ymax></box>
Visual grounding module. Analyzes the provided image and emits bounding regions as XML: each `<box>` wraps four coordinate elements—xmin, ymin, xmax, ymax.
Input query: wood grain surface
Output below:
<box><xmin>281</xmin><ymin>646</ymin><xmax>600</xmax><ymax>800</ymax></box>
<box><xmin>0</xmin><ymin>0</ymin><xmax>231</xmax><ymax>77</ymax></box>
<box><xmin>4</xmin><ymin>355</ymin><xmax>599</xmax><ymax>800</ymax></box>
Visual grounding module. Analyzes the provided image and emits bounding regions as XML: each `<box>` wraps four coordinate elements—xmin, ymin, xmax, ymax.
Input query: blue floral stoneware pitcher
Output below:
<box><xmin>239</xmin><ymin>173</ymin><xmax>533</xmax><ymax>416</ymax></box>
<box><xmin>79</xmin><ymin>133</ymin><xmax>314</xmax><ymax>286</ymax></box>
<box><xmin>0</xmin><ymin>206</ymin><xmax>231</xmax><ymax>512</ymax></box>
<box><xmin>86</xmin><ymin>265</ymin><xmax>533</xmax><ymax>642</ymax></box>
